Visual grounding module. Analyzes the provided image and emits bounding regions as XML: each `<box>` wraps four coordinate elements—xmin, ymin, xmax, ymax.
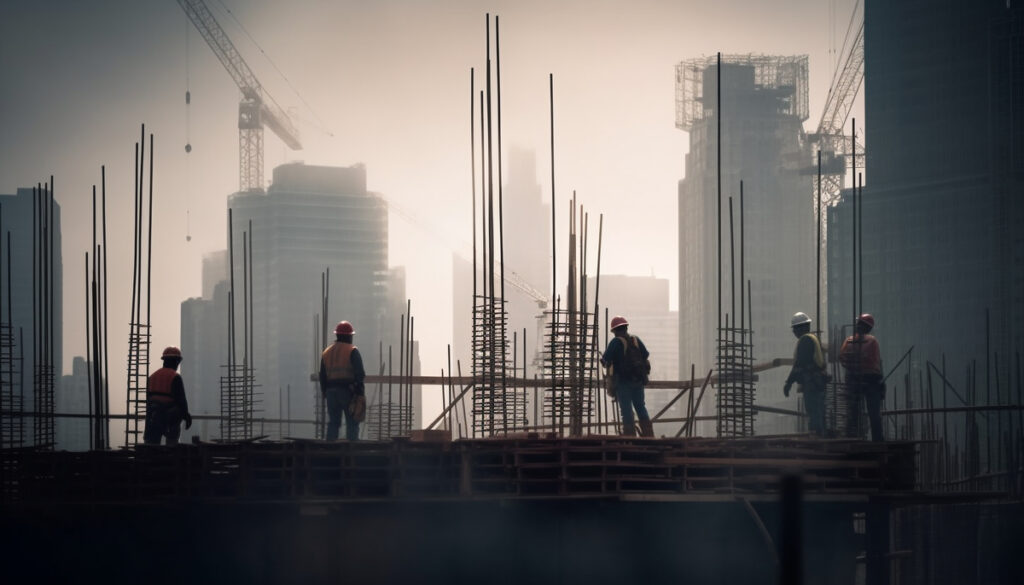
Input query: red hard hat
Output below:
<box><xmin>610</xmin><ymin>316</ymin><xmax>628</xmax><ymax>331</ymax></box>
<box><xmin>334</xmin><ymin>321</ymin><xmax>355</xmax><ymax>336</ymax></box>
<box><xmin>162</xmin><ymin>346</ymin><xmax>182</xmax><ymax>359</ymax></box>
<box><xmin>857</xmin><ymin>313</ymin><xmax>875</xmax><ymax>331</ymax></box>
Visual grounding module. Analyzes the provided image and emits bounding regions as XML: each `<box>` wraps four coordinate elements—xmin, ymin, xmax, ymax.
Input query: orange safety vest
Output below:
<box><xmin>840</xmin><ymin>334</ymin><xmax>882</xmax><ymax>376</ymax></box>
<box><xmin>321</xmin><ymin>342</ymin><xmax>357</xmax><ymax>382</ymax></box>
<box><xmin>147</xmin><ymin>367</ymin><xmax>178</xmax><ymax>404</ymax></box>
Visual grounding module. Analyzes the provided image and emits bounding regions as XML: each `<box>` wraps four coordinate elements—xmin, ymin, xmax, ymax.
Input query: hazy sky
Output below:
<box><xmin>0</xmin><ymin>0</ymin><xmax>861</xmax><ymax>416</ymax></box>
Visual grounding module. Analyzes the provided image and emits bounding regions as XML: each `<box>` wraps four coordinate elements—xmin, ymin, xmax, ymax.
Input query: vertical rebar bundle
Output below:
<box><xmin>220</xmin><ymin>212</ymin><xmax>259</xmax><ymax>441</ymax></box>
<box><xmin>125</xmin><ymin>128</ymin><xmax>154</xmax><ymax>447</ymax></box>
<box><xmin>467</xmin><ymin>14</ymin><xmax>524</xmax><ymax>438</ymax></box>
<box><xmin>543</xmin><ymin>198</ymin><xmax>602</xmax><ymax>437</ymax></box>
<box><xmin>86</xmin><ymin>169</ymin><xmax>111</xmax><ymax>450</ymax></box>
<box><xmin>0</xmin><ymin>209</ymin><xmax>23</xmax><ymax>450</ymax></box>
<box><xmin>32</xmin><ymin>180</ymin><xmax>57</xmax><ymax>449</ymax></box>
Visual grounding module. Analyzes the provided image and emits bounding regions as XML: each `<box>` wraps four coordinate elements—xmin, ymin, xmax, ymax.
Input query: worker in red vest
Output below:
<box><xmin>319</xmin><ymin>321</ymin><xmax>366</xmax><ymax>441</ymax></box>
<box><xmin>840</xmin><ymin>313</ymin><xmax>885</xmax><ymax>441</ymax></box>
<box><xmin>144</xmin><ymin>346</ymin><xmax>193</xmax><ymax>445</ymax></box>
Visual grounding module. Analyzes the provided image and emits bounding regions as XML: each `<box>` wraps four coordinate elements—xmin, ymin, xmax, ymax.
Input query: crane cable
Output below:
<box><xmin>185</xmin><ymin>12</ymin><xmax>193</xmax><ymax>242</ymax></box>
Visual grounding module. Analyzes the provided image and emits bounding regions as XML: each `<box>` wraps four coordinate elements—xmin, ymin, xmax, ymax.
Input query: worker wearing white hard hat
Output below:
<box><xmin>784</xmin><ymin>312</ymin><xmax>829</xmax><ymax>436</ymax></box>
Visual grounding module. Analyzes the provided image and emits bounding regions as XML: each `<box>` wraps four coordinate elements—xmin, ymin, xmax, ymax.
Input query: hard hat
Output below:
<box><xmin>334</xmin><ymin>321</ymin><xmax>355</xmax><ymax>336</ymax></box>
<box><xmin>790</xmin><ymin>312</ymin><xmax>812</xmax><ymax>328</ymax></box>
<box><xmin>610</xmin><ymin>316</ymin><xmax>629</xmax><ymax>331</ymax></box>
<box><xmin>162</xmin><ymin>346</ymin><xmax>183</xmax><ymax>359</ymax></box>
<box><xmin>857</xmin><ymin>313</ymin><xmax>875</xmax><ymax>331</ymax></box>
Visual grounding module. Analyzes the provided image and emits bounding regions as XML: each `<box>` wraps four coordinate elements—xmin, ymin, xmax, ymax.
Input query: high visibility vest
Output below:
<box><xmin>840</xmin><ymin>334</ymin><xmax>882</xmax><ymax>375</ymax></box>
<box><xmin>322</xmin><ymin>342</ymin><xmax>356</xmax><ymax>382</ymax></box>
<box><xmin>794</xmin><ymin>333</ymin><xmax>825</xmax><ymax>369</ymax></box>
<box><xmin>147</xmin><ymin>367</ymin><xmax>178</xmax><ymax>404</ymax></box>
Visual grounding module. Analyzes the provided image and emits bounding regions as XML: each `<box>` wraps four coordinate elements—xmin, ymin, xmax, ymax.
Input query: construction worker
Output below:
<box><xmin>319</xmin><ymin>320</ymin><xmax>366</xmax><ymax>441</ymax></box>
<box><xmin>601</xmin><ymin>315</ymin><xmax>654</xmax><ymax>437</ymax></box>
<box><xmin>144</xmin><ymin>346</ymin><xmax>193</xmax><ymax>445</ymax></box>
<box><xmin>784</xmin><ymin>312</ymin><xmax>829</xmax><ymax>436</ymax></box>
<box><xmin>840</xmin><ymin>313</ymin><xmax>885</xmax><ymax>441</ymax></box>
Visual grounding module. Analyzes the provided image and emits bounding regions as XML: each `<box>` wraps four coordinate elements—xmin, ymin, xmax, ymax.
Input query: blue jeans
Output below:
<box><xmin>325</xmin><ymin>386</ymin><xmax>359</xmax><ymax>441</ymax></box>
<box><xmin>616</xmin><ymin>379</ymin><xmax>650</xmax><ymax>431</ymax></box>
<box><xmin>803</xmin><ymin>388</ymin><xmax>826</xmax><ymax>436</ymax></box>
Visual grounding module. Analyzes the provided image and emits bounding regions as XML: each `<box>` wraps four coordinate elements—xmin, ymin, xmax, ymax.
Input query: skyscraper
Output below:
<box><xmin>0</xmin><ymin>187</ymin><xmax>62</xmax><ymax>447</ymax></box>
<box><xmin>184</xmin><ymin>162</ymin><xmax>406</xmax><ymax>438</ymax></box>
<box><xmin>829</xmin><ymin>1</ymin><xmax>1023</xmax><ymax>445</ymax></box>
<box><xmin>676</xmin><ymin>55</ymin><xmax>815</xmax><ymax>435</ymax></box>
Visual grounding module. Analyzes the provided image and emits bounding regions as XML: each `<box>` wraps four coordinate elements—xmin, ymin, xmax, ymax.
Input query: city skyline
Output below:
<box><xmin>0</xmin><ymin>0</ymin><xmax>860</xmax><ymax>435</ymax></box>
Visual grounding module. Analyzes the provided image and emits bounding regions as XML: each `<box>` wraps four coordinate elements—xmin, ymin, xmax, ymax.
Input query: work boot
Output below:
<box><xmin>639</xmin><ymin>419</ymin><xmax>654</xmax><ymax>438</ymax></box>
<box><xmin>622</xmin><ymin>422</ymin><xmax>637</xmax><ymax>437</ymax></box>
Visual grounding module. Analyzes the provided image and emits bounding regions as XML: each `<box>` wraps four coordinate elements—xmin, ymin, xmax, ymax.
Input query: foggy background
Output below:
<box><xmin>0</xmin><ymin>0</ymin><xmax>861</xmax><ymax>427</ymax></box>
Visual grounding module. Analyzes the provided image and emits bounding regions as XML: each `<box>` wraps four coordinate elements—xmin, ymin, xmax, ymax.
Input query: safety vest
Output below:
<box><xmin>322</xmin><ymin>342</ymin><xmax>356</xmax><ymax>381</ymax></box>
<box><xmin>840</xmin><ymin>334</ymin><xmax>881</xmax><ymax>375</ymax></box>
<box><xmin>795</xmin><ymin>333</ymin><xmax>825</xmax><ymax>369</ymax></box>
<box><xmin>147</xmin><ymin>367</ymin><xmax>178</xmax><ymax>404</ymax></box>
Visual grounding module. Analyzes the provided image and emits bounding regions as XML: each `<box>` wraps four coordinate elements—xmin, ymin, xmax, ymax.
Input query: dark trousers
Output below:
<box><xmin>847</xmin><ymin>374</ymin><xmax>885</xmax><ymax>441</ymax></box>
<box><xmin>802</xmin><ymin>388</ymin><xmax>826</xmax><ymax>435</ymax></box>
<box><xmin>325</xmin><ymin>386</ymin><xmax>359</xmax><ymax>441</ymax></box>
<box><xmin>143</xmin><ymin>402</ymin><xmax>182</xmax><ymax>445</ymax></box>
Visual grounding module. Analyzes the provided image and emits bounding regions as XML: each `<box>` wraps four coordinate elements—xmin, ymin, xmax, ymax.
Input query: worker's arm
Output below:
<box><xmin>785</xmin><ymin>336</ymin><xmax>816</xmax><ymax>388</ymax></box>
<box><xmin>351</xmin><ymin>349</ymin><xmax>366</xmax><ymax>395</ymax></box>
<box><xmin>318</xmin><ymin>358</ymin><xmax>327</xmax><ymax>392</ymax></box>
<box><xmin>172</xmin><ymin>374</ymin><xmax>192</xmax><ymax>429</ymax></box>
<box><xmin>601</xmin><ymin>337</ymin><xmax>622</xmax><ymax>368</ymax></box>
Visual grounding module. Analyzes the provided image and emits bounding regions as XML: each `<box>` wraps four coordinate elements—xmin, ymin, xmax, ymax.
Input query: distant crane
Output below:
<box><xmin>176</xmin><ymin>0</ymin><xmax>302</xmax><ymax>192</ymax></box>
<box><xmin>807</xmin><ymin>0</ymin><xmax>865</xmax><ymax>205</ymax></box>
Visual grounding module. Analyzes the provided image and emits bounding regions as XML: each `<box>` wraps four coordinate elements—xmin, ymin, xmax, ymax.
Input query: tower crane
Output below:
<box><xmin>176</xmin><ymin>0</ymin><xmax>302</xmax><ymax>192</ymax></box>
<box><xmin>808</xmin><ymin>0</ymin><xmax>865</xmax><ymax>206</ymax></box>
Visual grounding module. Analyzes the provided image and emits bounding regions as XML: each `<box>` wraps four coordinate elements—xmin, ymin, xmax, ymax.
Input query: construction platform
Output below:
<box><xmin>2</xmin><ymin>435</ymin><xmax>916</xmax><ymax>504</ymax></box>
<box><xmin>1</xmin><ymin>436</ymin><xmax>926</xmax><ymax>585</ymax></box>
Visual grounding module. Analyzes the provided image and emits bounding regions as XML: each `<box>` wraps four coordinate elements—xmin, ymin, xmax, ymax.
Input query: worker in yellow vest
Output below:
<box><xmin>784</xmin><ymin>312</ymin><xmax>829</xmax><ymax>436</ymax></box>
<box><xmin>319</xmin><ymin>321</ymin><xmax>366</xmax><ymax>440</ymax></box>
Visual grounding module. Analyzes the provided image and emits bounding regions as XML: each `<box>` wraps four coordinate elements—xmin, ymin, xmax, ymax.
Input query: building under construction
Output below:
<box><xmin>2</xmin><ymin>6</ymin><xmax>1023</xmax><ymax>585</ymax></box>
<box><xmin>676</xmin><ymin>53</ymin><xmax>815</xmax><ymax>437</ymax></box>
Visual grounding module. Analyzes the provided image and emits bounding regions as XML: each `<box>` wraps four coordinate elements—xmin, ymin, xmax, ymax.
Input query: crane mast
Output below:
<box><xmin>177</xmin><ymin>0</ymin><xmax>302</xmax><ymax>192</ymax></box>
<box><xmin>809</xmin><ymin>3</ymin><xmax>865</xmax><ymax>206</ymax></box>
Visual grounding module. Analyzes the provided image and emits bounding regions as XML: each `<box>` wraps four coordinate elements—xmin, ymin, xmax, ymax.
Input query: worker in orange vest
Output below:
<box><xmin>144</xmin><ymin>346</ymin><xmax>193</xmax><ymax>445</ymax></box>
<box><xmin>319</xmin><ymin>321</ymin><xmax>366</xmax><ymax>441</ymax></box>
<box><xmin>840</xmin><ymin>313</ymin><xmax>885</xmax><ymax>441</ymax></box>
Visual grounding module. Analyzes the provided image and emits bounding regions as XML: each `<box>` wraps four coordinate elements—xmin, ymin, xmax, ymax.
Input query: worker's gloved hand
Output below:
<box><xmin>783</xmin><ymin>382</ymin><xmax>792</xmax><ymax>398</ymax></box>
<box><xmin>184</xmin><ymin>413</ymin><xmax>193</xmax><ymax>430</ymax></box>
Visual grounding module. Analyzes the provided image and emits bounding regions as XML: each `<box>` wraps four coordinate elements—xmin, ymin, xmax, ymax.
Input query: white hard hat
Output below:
<box><xmin>791</xmin><ymin>312</ymin><xmax>812</xmax><ymax>328</ymax></box>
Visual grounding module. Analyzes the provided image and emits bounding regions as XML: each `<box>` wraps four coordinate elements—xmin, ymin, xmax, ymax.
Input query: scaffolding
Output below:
<box><xmin>0</xmin><ymin>324</ymin><xmax>21</xmax><ymax>449</ymax></box>
<box><xmin>220</xmin><ymin>363</ymin><xmax>258</xmax><ymax>441</ymax></box>
<box><xmin>543</xmin><ymin>303</ymin><xmax>598</xmax><ymax>437</ymax></box>
<box><xmin>124</xmin><ymin>323</ymin><xmax>149</xmax><ymax>446</ymax></box>
<box><xmin>675</xmin><ymin>53</ymin><xmax>809</xmax><ymax>132</ymax></box>
<box><xmin>715</xmin><ymin>319</ymin><xmax>756</xmax><ymax>438</ymax></box>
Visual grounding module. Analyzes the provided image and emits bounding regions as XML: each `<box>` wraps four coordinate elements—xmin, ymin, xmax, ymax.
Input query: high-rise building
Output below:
<box><xmin>0</xmin><ymin>187</ymin><xmax>62</xmax><ymax>446</ymax></box>
<box><xmin>675</xmin><ymin>55</ymin><xmax>815</xmax><ymax>435</ymax></box>
<box><xmin>183</xmin><ymin>162</ymin><xmax>410</xmax><ymax>439</ymax></box>
<box><xmin>57</xmin><ymin>357</ymin><xmax>92</xmax><ymax>451</ymax></box>
<box><xmin>829</xmin><ymin>1</ymin><xmax>1023</xmax><ymax>442</ymax></box>
<box><xmin>590</xmin><ymin>274</ymin><xmax>679</xmax><ymax>435</ymax></box>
